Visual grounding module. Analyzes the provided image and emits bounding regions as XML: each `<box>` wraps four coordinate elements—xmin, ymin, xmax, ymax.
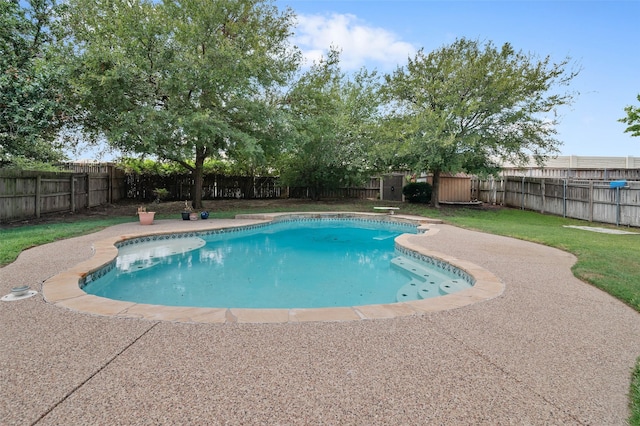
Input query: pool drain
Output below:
<box><xmin>2</xmin><ymin>286</ymin><xmax>38</xmax><ymax>301</ymax></box>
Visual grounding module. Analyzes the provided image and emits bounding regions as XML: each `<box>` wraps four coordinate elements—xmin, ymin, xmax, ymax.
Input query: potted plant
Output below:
<box><xmin>182</xmin><ymin>200</ymin><xmax>198</xmax><ymax>220</ymax></box>
<box><xmin>137</xmin><ymin>206</ymin><xmax>155</xmax><ymax>225</ymax></box>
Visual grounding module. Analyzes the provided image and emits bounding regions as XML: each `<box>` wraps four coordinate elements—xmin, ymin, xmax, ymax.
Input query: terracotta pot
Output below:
<box><xmin>138</xmin><ymin>211</ymin><xmax>155</xmax><ymax>225</ymax></box>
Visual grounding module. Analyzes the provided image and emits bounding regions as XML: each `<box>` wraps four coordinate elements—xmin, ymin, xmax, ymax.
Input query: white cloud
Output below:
<box><xmin>293</xmin><ymin>13</ymin><xmax>416</xmax><ymax>71</ymax></box>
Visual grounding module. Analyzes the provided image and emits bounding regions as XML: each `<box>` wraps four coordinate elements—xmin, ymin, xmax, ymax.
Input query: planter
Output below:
<box><xmin>181</xmin><ymin>212</ymin><xmax>191</xmax><ymax>220</ymax></box>
<box><xmin>138</xmin><ymin>211</ymin><xmax>155</xmax><ymax>225</ymax></box>
<box><xmin>189</xmin><ymin>212</ymin><xmax>198</xmax><ymax>221</ymax></box>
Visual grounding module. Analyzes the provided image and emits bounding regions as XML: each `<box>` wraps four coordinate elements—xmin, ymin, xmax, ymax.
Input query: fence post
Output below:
<box><xmin>85</xmin><ymin>174</ymin><xmax>90</xmax><ymax>208</ymax></box>
<box><xmin>35</xmin><ymin>174</ymin><xmax>42</xmax><ymax>218</ymax></box>
<box><xmin>493</xmin><ymin>177</ymin><xmax>498</xmax><ymax>205</ymax></box>
<box><xmin>108</xmin><ymin>165</ymin><xmax>113</xmax><ymax>204</ymax></box>
<box><xmin>616</xmin><ymin>187</ymin><xmax>621</xmax><ymax>226</ymax></box>
<box><xmin>563</xmin><ymin>179</ymin><xmax>567</xmax><ymax>218</ymax></box>
<box><xmin>540</xmin><ymin>179</ymin><xmax>545</xmax><ymax>214</ymax></box>
<box><xmin>521</xmin><ymin>176</ymin><xmax>525</xmax><ymax>210</ymax></box>
<box><xmin>589</xmin><ymin>180</ymin><xmax>594</xmax><ymax>222</ymax></box>
<box><xmin>70</xmin><ymin>174</ymin><xmax>76</xmax><ymax>213</ymax></box>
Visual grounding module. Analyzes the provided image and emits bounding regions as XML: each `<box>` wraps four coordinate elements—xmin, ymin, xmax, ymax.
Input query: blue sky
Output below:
<box><xmin>276</xmin><ymin>0</ymin><xmax>639</xmax><ymax>157</ymax></box>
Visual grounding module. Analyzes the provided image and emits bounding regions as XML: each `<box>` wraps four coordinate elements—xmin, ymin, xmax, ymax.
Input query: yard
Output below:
<box><xmin>1</xmin><ymin>199</ymin><xmax>639</xmax><ymax>424</ymax></box>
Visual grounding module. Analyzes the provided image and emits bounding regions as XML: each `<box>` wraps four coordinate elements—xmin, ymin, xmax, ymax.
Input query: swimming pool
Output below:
<box><xmin>83</xmin><ymin>218</ymin><xmax>472</xmax><ymax>309</ymax></box>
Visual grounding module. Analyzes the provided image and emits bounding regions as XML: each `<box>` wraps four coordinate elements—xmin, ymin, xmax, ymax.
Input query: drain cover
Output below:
<box><xmin>2</xmin><ymin>290</ymin><xmax>38</xmax><ymax>302</ymax></box>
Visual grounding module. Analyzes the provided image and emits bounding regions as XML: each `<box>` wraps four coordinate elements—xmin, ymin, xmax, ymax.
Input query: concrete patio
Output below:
<box><xmin>1</xmin><ymin>216</ymin><xmax>639</xmax><ymax>425</ymax></box>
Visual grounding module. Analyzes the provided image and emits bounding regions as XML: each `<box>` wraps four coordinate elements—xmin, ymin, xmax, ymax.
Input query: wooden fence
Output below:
<box><xmin>126</xmin><ymin>174</ymin><xmax>282</xmax><ymax>200</ymax></box>
<box><xmin>1</xmin><ymin>167</ymin><xmax>381</xmax><ymax>222</ymax></box>
<box><xmin>6</xmin><ymin>163</ymin><xmax>639</xmax><ymax>228</ymax></box>
<box><xmin>126</xmin><ymin>174</ymin><xmax>381</xmax><ymax>202</ymax></box>
<box><xmin>0</xmin><ymin>168</ymin><xmax>126</xmax><ymax>223</ymax></box>
<box><xmin>499</xmin><ymin>167</ymin><xmax>640</xmax><ymax>180</ymax></box>
<box><xmin>473</xmin><ymin>177</ymin><xmax>640</xmax><ymax>227</ymax></box>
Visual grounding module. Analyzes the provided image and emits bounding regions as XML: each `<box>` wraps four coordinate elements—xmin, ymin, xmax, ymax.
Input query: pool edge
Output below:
<box><xmin>42</xmin><ymin>212</ymin><xmax>505</xmax><ymax>324</ymax></box>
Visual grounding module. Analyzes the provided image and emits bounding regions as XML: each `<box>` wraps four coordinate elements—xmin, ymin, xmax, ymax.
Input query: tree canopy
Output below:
<box><xmin>0</xmin><ymin>0</ymin><xmax>75</xmax><ymax>167</ymax></box>
<box><xmin>278</xmin><ymin>50</ymin><xmax>381</xmax><ymax>200</ymax></box>
<box><xmin>620</xmin><ymin>94</ymin><xmax>640</xmax><ymax>137</ymax></box>
<box><xmin>380</xmin><ymin>38</ymin><xmax>578</xmax><ymax>206</ymax></box>
<box><xmin>4</xmin><ymin>1</ymin><xmax>586</xmax><ymax>206</ymax></box>
<box><xmin>67</xmin><ymin>0</ymin><xmax>300</xmax><ymax>206</ymax></box>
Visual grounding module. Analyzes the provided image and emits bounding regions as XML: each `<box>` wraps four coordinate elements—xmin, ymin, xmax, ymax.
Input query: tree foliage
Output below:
<box><xmin>118</xmin><ymin>156</ymin><xmax>255</xmax><ymax>176</ymax></box>
<box><xmin>380</xmin><ymin>38</ymin><xmax>578</xmax><ymax>206</ymax></box>
<box><xmin>67</xmin><ymin>0</ymin><xmax>300</xmax><ymax>207</ymax></box>
<box><xmin>619</xmin><ymin>94</ymin><xmax>640</xmax><ymax>137</ymax></box>
<box><xmin>0</xmin><ymin>0</ymin><xmax>74</xmax><ymax>167</ymax></box>
<box><xmin>279</xmin><ymin>50</ymin><xmax>381</xmax><ymax>200</ymax></box>
<box><xmin>6</xmin><ymin>0</ymin><xmax>584</xmax><ymax>208</ymax></box>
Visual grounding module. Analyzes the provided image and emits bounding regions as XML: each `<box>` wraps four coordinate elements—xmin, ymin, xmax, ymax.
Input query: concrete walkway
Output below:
<box><xmin>1</xmin><ymin>217</ymin><xmax>639</xmax><ymax>425</ymax></box>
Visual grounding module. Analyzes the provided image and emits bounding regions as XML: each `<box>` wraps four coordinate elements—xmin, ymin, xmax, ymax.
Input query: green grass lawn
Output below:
<box><xmin>404</xmin><ymin>206</ymin><xmax>640</xmax><ymax>311</ymax></box>
<box><xmin>632</xmin><ymin>362</ymin><xmax>640</xmax><ymax>426</ymax></box>
<box><xmin>0</xmin><ymin>217</ymin><xmax>134</xmax><ymax>266</ymax></box>
<box><xmin>1</xmin><ymin>201</ymin><xmax>639</xmax><ymax>423</ymax></box>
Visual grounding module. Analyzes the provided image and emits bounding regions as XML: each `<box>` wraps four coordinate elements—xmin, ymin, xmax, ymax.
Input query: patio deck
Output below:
<box><xmin>1</xmin><ymin>216</ymin><xmax>639</xmax><ymax>424</ymax></box>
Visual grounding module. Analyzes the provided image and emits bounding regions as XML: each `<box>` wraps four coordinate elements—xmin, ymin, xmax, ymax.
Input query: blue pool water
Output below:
<box><xmin>85</xmin><ymin>219</ymin><xmax>469</xmax><ymax>308</ymax></box>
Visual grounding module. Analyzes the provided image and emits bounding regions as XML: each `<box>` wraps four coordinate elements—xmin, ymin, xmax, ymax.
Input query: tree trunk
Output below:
<box><xmin>310</xmin><ymin>185</ymin><xmax>321</xmax><ymax>201</ymax></box>
<box><xmin>193</xmin><ymin>148</ymin><xmax>206</xmax><ymax>209</ymax></box>
<box><xmin>431</xmin><ymin>170</ymin><xmax>441</xmax><ymax>208</ymax></box>
<box><xmin>243</xmin><ymin>175</ymin><xmax>254</xmax><ymax>199</ymax></box>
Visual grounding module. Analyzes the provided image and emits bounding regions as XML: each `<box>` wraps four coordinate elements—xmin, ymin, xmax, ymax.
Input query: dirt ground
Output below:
<box><xmin>3</xmin><ymin>197</ymin><xmax>498</xmax><ymax>228</ymax></box>
<box><xmin>2</xmin><ymin>198</ymin><xmax>397</xmax><ymax>228</ymax></box>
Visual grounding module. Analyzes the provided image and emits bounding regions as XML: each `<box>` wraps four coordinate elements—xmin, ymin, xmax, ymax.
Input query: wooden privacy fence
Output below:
<box><xmin>287</xmin><ymin>185</ymin><xmax>380</xmax><ymax>200</ymax></box>
<box><xmin>126</xmin><ymin>174</ymin><xmax>381</xmax><ymax>202</ymax></box>
<box><xmin>126</xmin><ymin>174</ymin><xmax>285</xmax><ymax>200</ymax></box>
<box><xmin>1</xmin><ymin>168</ymin><xmax>381</xmax><ymax>222</ymax></box>
<box><xmin>472</xmin><ymin>177</ymin><xmax>640</xmax><ymax>227</ymax></box>
<box><xmin>0</xmin><ymin>169</ymin><xmax>125</xmax><ymax>222</ymax></box>
<box><xmin>500</xmin><ymin>167</ymin><xmax>640</xmax><ymax>180</ymax></box>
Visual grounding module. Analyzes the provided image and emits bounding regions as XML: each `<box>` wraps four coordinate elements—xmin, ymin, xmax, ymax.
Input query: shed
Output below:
<box><xmin>420</xmin><ymin>173</ymin><xmax>473</xmax><ymax>203</ymax></box>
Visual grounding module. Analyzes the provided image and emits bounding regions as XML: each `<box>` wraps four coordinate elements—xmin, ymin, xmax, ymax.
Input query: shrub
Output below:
<box><xmin>153</xmin><ymin>188</ymin><xmax>170</xmax><ymax>202</ymax></box>
<box><xmin>402</xmin><ymin>182</ymin><xmax>432</xmax><ymax>203</ymax></box>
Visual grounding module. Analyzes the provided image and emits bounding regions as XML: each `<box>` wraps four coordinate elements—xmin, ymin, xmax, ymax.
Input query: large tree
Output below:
<box><xmin>619</xmin><ymin>94</ymin><xmax>640</xmax><ymax>137</ymax></box>
<box><xmin>0</xmin><ymin>0</ymin><xmax>74</xmax><ymax>167</ymax></box>
<box><xmin>278</xmin><ymin>50</ymin><xmax>381</xmax><ymax>200</ymax></box>
<box><xmin>380</xmin><ymin>38</ymin><xmax>579</xmax><ymax>206</ymax></box>
<box><xmin>67</xmin><ymin>0</ymin><xmax>300</xmax><ymax>207</ymax></box>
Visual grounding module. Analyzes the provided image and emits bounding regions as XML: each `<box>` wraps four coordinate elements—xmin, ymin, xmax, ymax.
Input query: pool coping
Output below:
<box><xmin>42</xmin><ymin>212</ymin><xmax>505</xmax><ymax>323</ymax></box>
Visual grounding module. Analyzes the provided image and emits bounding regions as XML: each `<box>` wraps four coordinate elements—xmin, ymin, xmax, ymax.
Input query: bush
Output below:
<box><xmin>402</xmin><ymin>182</ymin><xmax>432</xmax><ymax>203</ymax></box>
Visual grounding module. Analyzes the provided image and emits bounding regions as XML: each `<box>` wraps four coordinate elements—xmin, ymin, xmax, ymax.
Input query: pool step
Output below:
<box><xmin>439</xmin><ymin>279</ymin><xmax>469</xmax><ymax>294</ymax></box>
<box><xmin>417</xmin><ymin>281</ymin><xmax>439</xmax><ymax>299</ymax></box>
<box><xmin>396</xmin><ymin>279</ymin><xmax>441</xmax><ymax>302</ymax></box>
<box><xmin>390</xmin><ymin>256</ymin><xmax>433</xmax><ymax>280</ymax></box>
<box><xmin>117</xmin><ymin>237</ymin><xmax>206</xmax><ymax>273</ymax></box>
<box><xmin>396</xmin><ymin>279</ymin><xmax>423</xmax><ymax>302</ymax></box>
<box><xmin>392</xmin><ymin>255</ymin><xmax>471</xmax><ymax>302</ymax></box>
<box><xmin>373</xmin><ymin>233</ymin><xmax>397</xmax><ymax>241</ymax></box>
